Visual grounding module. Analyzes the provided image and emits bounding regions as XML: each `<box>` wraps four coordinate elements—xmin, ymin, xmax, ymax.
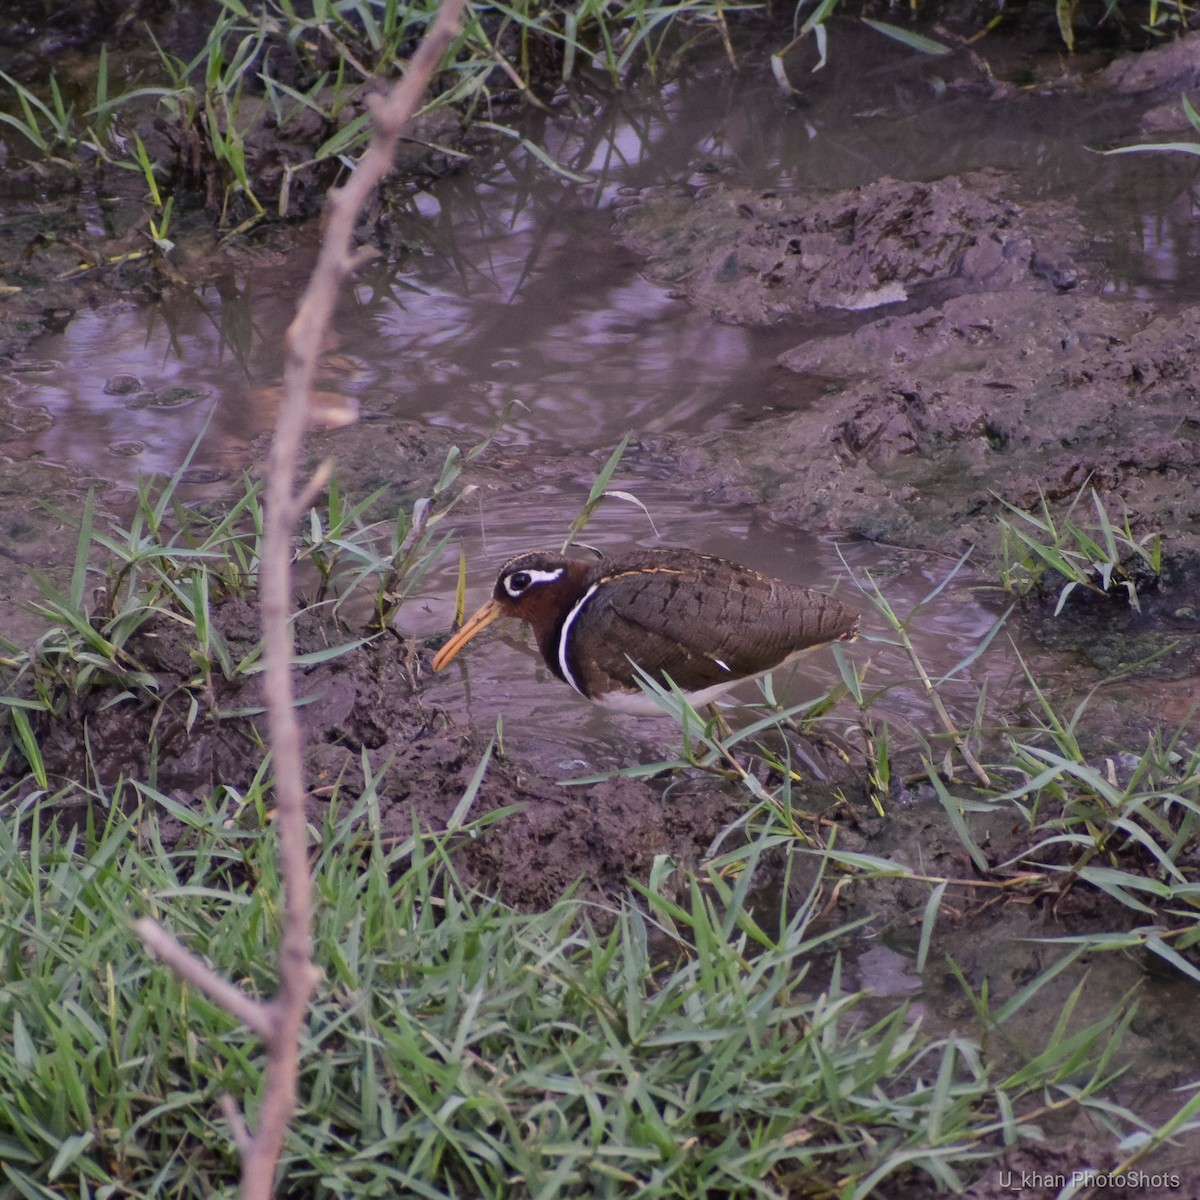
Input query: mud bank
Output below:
<box><xmin>618</xmin><ymin>157</ymin><xmax>1199</xmax><ymax>559</ymax></box>
<box><xmin>7</xmin><ymin>592</ymin><xmax>759</xmax><ymax>911</ymax></box>
<box><xmin>609</xmin><ymin>36</ymin><xmax>1200</xmax><ymax>700</ymax></box>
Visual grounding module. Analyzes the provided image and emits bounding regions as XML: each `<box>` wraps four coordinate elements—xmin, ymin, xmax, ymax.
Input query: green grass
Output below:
<box><xmin>995</xmin><ymin>486</ymin><xmax>1163</xmax><ymax>614</ymax></box>
<box><xmin>0</xmin><ymin>441</ymin><xmax>471</xmax><ymax>745</ymax></box>
<box><xmin>4</xmin><ymin>0</ymin><xmax>1194</xmax><ymax>238</ymax></box>
<box><xmin>0</xmin><ymin>0</ymin><xmax>755</xmax><ymax>231</ymax></box>
<box><xmin>979</xmin><ymin>670</ymin><xmax>1200</xmax><ymax>975</ymax></box>
<box><xmin>576</xmin><ymin>511</ymin><xmax>1197</xmax><ymax>986</ymax></box>
<box><xmin>0</xmin><ymin>451</ymin><xmax>1197</xmax><ymax>1195</ymax></box>
<box><xmin>0</xmin><ymin>783</ymin><xmax>1178</xmax><ymax>1200</ymax></box>
<box><xmin>300</xmin><ymin>436</ymin><xmax>485</xmax><ymax>628</ymax></box>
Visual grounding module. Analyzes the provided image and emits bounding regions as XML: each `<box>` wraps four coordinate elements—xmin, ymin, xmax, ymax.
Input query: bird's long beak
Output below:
<box><xmin>430</xmin><ymin>598</ymin><xmax>503</xmax><ymax>671</ymax></box>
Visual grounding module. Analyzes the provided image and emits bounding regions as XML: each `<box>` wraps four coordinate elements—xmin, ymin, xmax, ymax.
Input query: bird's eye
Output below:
<box><xmin>502</xmin><ymin>565</ymin><xmax>562</xmax><ymax>598</ymax></box>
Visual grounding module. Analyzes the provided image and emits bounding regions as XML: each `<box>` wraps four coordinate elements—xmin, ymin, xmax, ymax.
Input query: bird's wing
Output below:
<box><xmin>568</xmin><ymin>562</ymin><xmax>855</xmax><ymax>693</ymax></box>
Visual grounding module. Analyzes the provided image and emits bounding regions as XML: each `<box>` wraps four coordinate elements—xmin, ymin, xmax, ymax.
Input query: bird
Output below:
<box><xmin>430</xmin><ymin>547</ymin><xmax>859</xmax><ymax>716</ymax></box>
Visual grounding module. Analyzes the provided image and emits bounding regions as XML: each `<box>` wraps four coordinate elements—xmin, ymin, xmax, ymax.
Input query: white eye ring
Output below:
<box><xmin>503</xmin><ymin>567</ymin><xmax>563</xmax><ymax>598</ymax></box>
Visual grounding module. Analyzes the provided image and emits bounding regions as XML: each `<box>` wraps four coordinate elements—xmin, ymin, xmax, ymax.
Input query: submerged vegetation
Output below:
<box><xmin>0</xmin><ymin>457</ymin><xmax>1197</xmax><ymax>1196</ymax></box>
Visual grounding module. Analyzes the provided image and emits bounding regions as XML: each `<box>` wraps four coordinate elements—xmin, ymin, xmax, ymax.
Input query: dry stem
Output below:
<box><xmin>136</xmin><ymin>3</ymin><xmax>468</xmax><ymax>1196</ymax></box>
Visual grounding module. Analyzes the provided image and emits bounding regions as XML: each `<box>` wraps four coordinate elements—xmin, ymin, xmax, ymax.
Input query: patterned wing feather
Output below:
<box><xmin>566</xmin><ymin>555</ymin><xmax>858</xmax><ymax>695</ymax></box>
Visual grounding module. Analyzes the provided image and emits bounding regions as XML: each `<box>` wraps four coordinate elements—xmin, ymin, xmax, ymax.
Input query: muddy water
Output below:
<box><xmin>6</xmin><ymin>31</ymin><xmax>1200</xmax><ymax>1194</ymax></box>
<box><xmin>5</xmin><ymin>32</ymin><xmax>1195</xmax><ymax>759</ymax></box>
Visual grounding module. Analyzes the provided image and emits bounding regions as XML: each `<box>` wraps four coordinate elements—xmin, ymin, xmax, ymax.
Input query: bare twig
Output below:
<box><xmin>134</xmin><ymin>916</ymin><xmax>272</xmax><ymax>1037</ymax></box>
<box><xmin>293</xmin><ymin>458</ymin><xmax>335</xmax><ymax>516</ymax></box>
<box><xmin>220</xmin><ymin>1093</ymin><xmax>253</xmax><ymax>1155</ymax></box>
<box><xmin>135</xmin><ymin>3</ymin><xmax>469</xmax><ymax>1197</ymax></box>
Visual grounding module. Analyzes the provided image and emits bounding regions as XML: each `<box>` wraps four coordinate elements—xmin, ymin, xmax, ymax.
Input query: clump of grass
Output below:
<box><xmin>0</xmin><ymin>67</ymin><xmax>87</xmax><ymax>168</ymax></box>
<box><xmin>0</xmin><ymin>781</ymin><xmax>1178</xmax><ymax>1200</ymax></box>
<box><xmin>0</xmin><ymin>441</ymin><xmax>470</xmax><ymax>775</ymax></box>
<box><xmin>0</xmin><ymin>0</ymin><xmax>752</xmax><ymax>230</ymax></box>
<box><xmin>300</xmin><ymin>440</ymin><xmax>481</xmax><ymax>629</ymax></box>
<box><xmin>995</xmin><ymin>486</ymin><xmax>1163</xmax><ymax>613</ymax></box>
<box><xmin>0</xmin><ymin>463</ymin><xmax>268</xmax><ymax>731</ymax></box>
<box><xmin>985</xmin><ymin>670</ymin><xmax>1200</xmax><ymax>977</ymax></box>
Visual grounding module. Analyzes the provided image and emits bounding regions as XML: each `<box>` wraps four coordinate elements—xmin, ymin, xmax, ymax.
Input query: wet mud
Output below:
<box><xmin>612</xmin><ymin>38</ymin><xmax>1200</xmax><ymax>705</ymax></box>
<box><xmin>1</xmin><ymin>9</ymin><xmax>1197</xmax><ymax>938</ymax></box>
<box><xmin>619</xmin><ymin>166</ymin><xmax>1199</xmax><ymax>560</ymax></box>
<box><xmin>4</xmin><ymin>15</ymin><xmax>1200</xmax><ymax>1193</ymax></box>
<box><xmin>10</xmin><ymin>593</ymin><xmax>752</xmax><ymax>910</ymax></box>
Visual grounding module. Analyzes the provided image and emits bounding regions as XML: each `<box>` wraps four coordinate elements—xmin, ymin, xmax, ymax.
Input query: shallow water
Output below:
<box><xmin>5</xmin><ymin>31</ymin><xmax>1200</xmax><ymax>1190</ymax></box>
<box><xmin>4</xmin><ymin>28</ymin><xmax>1196</xmax><ymax>756</ymax></box>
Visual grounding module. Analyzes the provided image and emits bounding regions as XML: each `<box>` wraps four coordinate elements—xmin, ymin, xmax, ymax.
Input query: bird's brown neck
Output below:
<box><xmin>499</xmin><ymin>559</ymin><xmax>596</xmax><ymax>682</ymax></box>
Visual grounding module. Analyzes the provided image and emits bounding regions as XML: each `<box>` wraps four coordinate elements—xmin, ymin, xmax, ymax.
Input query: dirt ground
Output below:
<box><xmin>3</xmin><ymin>14</ymin><xmax>1200</xmax><ymax>1196</ymax></box>
<box><xmin>617</xmin><ymin>157</ymin><xmax>1200</xmax><ymax>572</ymax></box>
<box><xmin>16</xmin><ymin>594</ymin><xmax>759</xmax><ymax>910</ymax></box>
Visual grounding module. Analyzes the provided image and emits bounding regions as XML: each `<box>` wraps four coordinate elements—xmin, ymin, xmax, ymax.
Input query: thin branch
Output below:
<box><xmin>134</xmin><ymin>4</ymin><xmax>470</xmax><ymax>1197</ymax></box>
<box><xmin>293</xmin><ymin>458</ymin><xmax>335</xmax><ymax>516</ymax></box>
<box><xmin>242</xmin><ymin>3</ymin><xmax>471</xmax><ymax>1195</ymax></box>
<box><xmin>220</xmin><ymin>1093</ymin><xmax>254</xmax><ymax>1155</ymax></box>
<box><xmin>134</xmin><ymin>916</ymin><xmax>272</xmax><ymax>1038</ymax></box>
